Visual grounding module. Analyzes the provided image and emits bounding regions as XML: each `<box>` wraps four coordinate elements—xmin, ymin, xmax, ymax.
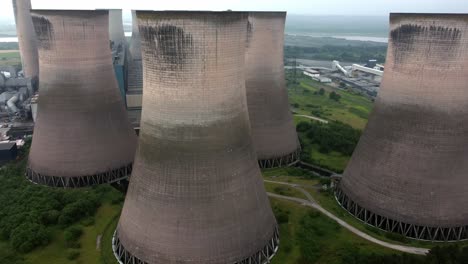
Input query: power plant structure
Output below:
<box><xmin>126</xmin><ymin>10</ymin><xmax>143</xmax><ymax>110</ymax></box>
<box><xmin>109</xmin><ymin>9</ymin><xmax>127</xmax><ymax>49</ymax></box>
<box><xmin>27</xmin><ymin>10</ymin><xmax>137</xmax><ymax>188</ymax></box>
<box><xmin>113</xmin><ymin>11</ymin><xmax>279</xmax><ymax>264</ymax></box>
<box><xmin>245</xmin><ymin>12</ymin><xmax>300</xmax><ymax>168</ymax></box>
<box><xmin>336</xmin><ymin>13</ymin><xmax>468</xmax><ymax>241</ymax></box>
<box><xmin>12</xmin><ymin>0</ymin><xmax>39</xmax><ymax>80</ymax></box>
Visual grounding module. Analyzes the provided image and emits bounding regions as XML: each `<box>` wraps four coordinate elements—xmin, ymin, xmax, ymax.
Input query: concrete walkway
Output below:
<box><xmin>265</xmin><ymin>180</ymin><xmax>429</xmax><ymax>255</ymax></box>
<box><xmin>294</xmin><ymin>114</ymin><xmax>329</xmax><ymax>124</ymax></box>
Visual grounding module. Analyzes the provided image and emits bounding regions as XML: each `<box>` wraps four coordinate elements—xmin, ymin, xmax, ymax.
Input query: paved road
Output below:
<box><xmin>294</xmin><ymin>114</ymin><xmax>329</xmax><ymax>124</ymax></box>
<box><xmin>265</xmin><ymin>180</ymin><xmax>429</xmax><ymax>255</ymax></box>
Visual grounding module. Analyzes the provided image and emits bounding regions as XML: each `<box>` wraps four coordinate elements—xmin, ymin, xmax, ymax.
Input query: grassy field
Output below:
<box><xmin>0</xmin><ymin>51</ymin><xmax>21</xmax><ymax>66</ymax></box>
<box><xmin>24</xmin><ymin>198</ymin><xmax>123</xmax><ymax>264</ymax></box>
<box><xmin>269</xmin><ymin>198</ymin><xmax>398</xmax><ymax>264</ymax></box>
<box><xmin>289</xmin><ymin>76</ymin><xmax>373</xmax><ymax>130</ymax></box>
<box><xmin>288</xmin><ymin>73</ymin><xmax>374</xmax><ymax>172</ymax></box>
<box><xmin>262</xmin><ymin>168</ymin><xmax>468</xmax><ymax>251</ymax></box>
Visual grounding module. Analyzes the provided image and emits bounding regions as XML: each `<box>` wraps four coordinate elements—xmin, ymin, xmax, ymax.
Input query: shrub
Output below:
<box><xmin>64</xmin><ymin>225</ymin><xmax>83</xmax><ymax>248</ymax></box>
<box><xmin>296</xmin><ymin>121</ymin><xmax>311</xmax><ymax>132</ymax></box>
<box><xmin>10</xmin><ymin>223</ymin><xmax>50</xmax><ymax>253</ymax></box>
<box><xmin>66</xmin><ymin>249</ymin><xmax>80</xmax><ymax>260</ymax></box>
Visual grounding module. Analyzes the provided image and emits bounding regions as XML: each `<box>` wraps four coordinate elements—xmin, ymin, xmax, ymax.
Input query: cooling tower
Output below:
<box><xmin>336</xmin><ymin>13</ymin><xmax>468</xmax><ymax>241</ymax></box>
<box><xmin>27</xmin><ymin>10</ymin><xmax>137</xmax><ymax>188</ymax></box>
<box><xmin>109</xmin><ymin>9</ymin><xmax>126</xmax><ymax>48</ymax></box>
<box><xmin>127</xmin><ymin>10</ymin><xmax>143</xmax><ymax>92</ymax></box>
<box><xmin>128</xmin><ymin>10</ymin><xmax>142</xmax><ymax>61</ymax></box>
<box><xmin>113</xmin><ymin>11</ymin><xmax>279</xmax><ymax>264</ymax></box>
<box><xmin>12</xmin><ymin>0</ymin><xmax>39</xmax><ymax>79</ymax></box>
<box><xmin>245</xmin><ymin>12</ymin><xmax>300</xmax><ymax>168</ymax></box>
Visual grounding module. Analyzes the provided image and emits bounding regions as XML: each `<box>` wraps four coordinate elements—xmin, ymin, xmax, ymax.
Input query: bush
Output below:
<box><xmin>329</xmin><ymin>91</ymin><xmax>341</xmax><ymax>101</ymax></box>
<box><xmin>66</xmin><ymin>249</ymin><xmax>80</xmax><ymax>260</ymax></box>
<box><xmin>40</xmin><ymin>210</ymin><xmax>60</xmax><ymax>225</ymax></box>
<box><xmin>10</xmin><ymin>223</ymin><xmax>50</xmax><ymax>253</ymax></box>
<box><xmin>318</xmin><ymin>88</ymin><xmax>325</xmax><ymax>95</ymax></box>
<box><xmin>64</xmin><ymin>225</ymin><xmax>83</xmax><ymax>247</ymax></box>
<box><xmin>296</xmin><ymin>121</ymin><xmax>311</xmax><ymax>132</ymax></box>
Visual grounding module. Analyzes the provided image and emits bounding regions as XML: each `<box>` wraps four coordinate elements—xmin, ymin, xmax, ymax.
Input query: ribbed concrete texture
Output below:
<box><xmin>127</xmin><ymin>10</ymin><xmax>143</xmax><ymax>92</ymax></box>
<box><xmin>113</xmin><ymin>11</ymin><xmax>279</xmax><ymax>264</ymax></box>
<box><xmin>109</xmin><ymin>9</ymin><xmax>126</xmax><ymax>48</ymax></box>
<box><xmin>27</xmin><ymin>10</ymin><xmax>137</xmax><ymax>188</ymax></box>
<box><xmin>12</xmin><ymin>0</ymin><xmax>39</xmax><ymax>79</ymax></box>
<box><xmin>337</xmin><ymin>13</ymin><xmax>468</xmax><ymax>241</ymax></box>
<box><xmin>245</xmin><ymin>12</ymin><xmax>300</xmax><ymax>168</ymax></box>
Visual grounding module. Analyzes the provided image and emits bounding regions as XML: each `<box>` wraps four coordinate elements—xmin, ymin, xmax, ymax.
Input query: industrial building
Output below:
<box><xmin>245</xmin><ymin>12</ymin><xmax>300</xmax><ymax>168</ymax></box>
<box><xmin>113</xmin><ymin>11</ymin><xmax>278</xmax><ymax>264</ymax></box>
<box><xmin>125</xmin><ymin>11</ymin><xmax>143</xmax><ymax>109</ymax></box>
<box><xmin>12</xmin><ymin>0</ymin><xmax>39</xmax><ymax>80</ymax></box>
<box><xmin>336</xmin><ymin>13</ymin><xmax>468</xmax><ymax>241</ymax></box>
<box><xmin>27</xmin><ymin>10</ymin><xmax>137</xmax><ymax>188</ymax></box>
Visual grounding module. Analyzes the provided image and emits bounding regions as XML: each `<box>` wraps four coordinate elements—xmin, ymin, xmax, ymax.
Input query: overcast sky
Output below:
<box><xmin>2</xmin><ymin>0</ymin><xmax>468</xmax><ymax>21</ymax></box>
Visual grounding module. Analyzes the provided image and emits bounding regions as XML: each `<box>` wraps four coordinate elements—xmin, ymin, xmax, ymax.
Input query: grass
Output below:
<box><xmin>0</xmin><ymin>51</ymin><xmax>21</xmax><ymax>66</ymax></box>
<box><xmin>269</xmin><ymin>198</ymin><xmax>398</xmax><ymax>264</ymax></box>
<box><xmin>23</xmin><ymin>188</ymin><xmax>123</xmax><ymax>264</ymax></box>
<box><xmin>288</xmin><ymin>76</ymin><xmax>373</xmax><ymax>130</ymax></box>
<box><xmin>263</xmin><ymin>169</ymin><xmax>468</xmax><ymax>250</ymax></box>
<box><xmin>264</xmin><ymin>182</ymin><xmax>308</xmax><ymax>200</ymax></box>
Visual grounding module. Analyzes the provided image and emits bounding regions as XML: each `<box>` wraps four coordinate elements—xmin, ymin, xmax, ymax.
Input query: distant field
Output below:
<box><xmin>288</xmin><ymin>75</ymin><xmax>373</xmax><ymax>130</ymax></box>
<box><xmin>0</xmin><ymin>50</ymin><xmax>18</xmax><ymax>53</ymax></box>
<box><xmin>287</xmin><ymin>71</ymin><xmax>374</xmax><ymax>172</ymax></box>
<box><xmin>0</xmin><ymin>51</ymin><xmax>21</xmax><ymax>67</ymax></box>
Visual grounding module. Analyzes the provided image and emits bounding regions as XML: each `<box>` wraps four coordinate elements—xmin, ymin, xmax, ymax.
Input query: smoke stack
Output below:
<box><xmin>108</xmin><ymin>9</ymin><xmax>126</xmax><ymax>48</ymax></box>
<box><xmin>12</xmin><ymin>0</ymin><xmax>39</xmax><ymax>79</ymax></box>
<box><xmin>27</xmin><ymin>10</ymin><xmax>137</xmax><ymax>188</ymax></box>
<box><xmin>245</xmin><ymin>12</ymin><xmax>300</xmax><ymax>168</ymax></box>
<box><xmin>336</xmin><ymin>13</ymin><xmax>468</xmax><ymax>241</ymax></box>
<box><xmin>113</xmin><ymin>11</ymin><xmax>278</xmax><ymax>264</ymax></box>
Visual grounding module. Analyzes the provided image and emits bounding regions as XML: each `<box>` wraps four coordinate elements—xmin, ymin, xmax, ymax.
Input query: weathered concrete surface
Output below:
<box><xmin>115</xmin><ymin>11</ymin><xmax>278</xmax><ymax>264</ymax></box>
<box><xmin>28</xmin><ymin>10</ymin><xmax>136</xmax><ymax>186</ymax></box>
<box><xmin>339</xmin><ymin>14</ymin><xmax>468</xmax><ymax>239</ymax></box>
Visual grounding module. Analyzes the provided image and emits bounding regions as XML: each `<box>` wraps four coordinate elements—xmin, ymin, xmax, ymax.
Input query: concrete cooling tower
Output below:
<box><xmin>113</xmin><ymin>11</ymin><xmax>279</xmax><ymax>264</ymax></box>
<box><xmin>12</xmin><ymin>0</ymin><xmax>39</xmax><ymax>79</ymax></box>
<box><xmin>245</xmin><ymin>12</ymin><xmax>300</xmax><ymax>168</ymax></box>
<box><xmin>109</xmin><ymin>9</ymin><xmax>126</xmax><ymax>48</ymax></box>
<box><xmin>127</xmin><ymin>10</ymin><xmax>143</xmax><ymax>92</ymax></box>
<box><xmin>27</xmin><ymin>10</ymin><xmax>137</xmax><ymax>188</ymax></box>
<box><xmin>336</xmin><ymin>13</ymin><xmax>468</xmax><ymax>241</ymax></box>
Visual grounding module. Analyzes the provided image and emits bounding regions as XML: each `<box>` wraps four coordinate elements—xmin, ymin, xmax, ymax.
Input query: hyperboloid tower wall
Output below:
<box><xmin>109</xmin><ymin>9</ymin><xmax>126</xmax><ymax>48</ymax></box>
<box><xmin>129</xmin><ymin>10</ymin><xmax>141</xmax><ymax>60</ymax></box>
<box><xmin>245</xmin><ymin>12</ymin><xmax>300</xmax><ymax>168</ymax></box>
<box><xmin>113</xmin><ymin>11</ymin><xmax>279</xmax><ymax>264</ymax></box>
<box><xmin>12</xmin><ymin>0</ymin><xmax>39</xmax><ymax>79</ymax></box>
<box><xmin>27</xmin><ymin>10</ymin><xmax>137</xmax><ymax>188</ymax></box>
<box><xmin>336</xmin><ymin>13</ymin><xmax>468</xmax><ymax>241</ymax></box>
<box><xmin>127</xmin><ymin>10</ymin><xmax>143</xmax><ymax>92</ymax></box>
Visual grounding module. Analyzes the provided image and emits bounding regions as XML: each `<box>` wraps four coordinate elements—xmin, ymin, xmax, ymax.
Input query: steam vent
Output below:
<box><xmin>113</xmin><ymin>11</ymin><xmax>279</xmax><ymax>264</ymax></box>
<box><xmin>245</xmin><ymin>12</ymin><xmax>300</xmax><ymax>168</ymax></box>
<box><xmin>27</xmin><ymin>10</ymin><xmax>137</xmax><ymax>188</ymax></box>
<box><xmin>109</xmin><ymin>9</ymin><xmax>127</xmax><ymax>48</ymax></box>
<box><xmin>12</xmin><ymin>0</ymin><xmax>39</xmax><ymax>79</ymax></box>
<box><xmin>336</xmin><ymin>13</ymin><xmax>468</xmax><ymax>241</ymax></box>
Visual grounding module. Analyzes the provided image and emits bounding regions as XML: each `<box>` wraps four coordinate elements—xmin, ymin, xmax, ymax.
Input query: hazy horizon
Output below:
<box><xmin>1</xmin><ymin>0</ymin><xmax>468</xmax><ymax>23</ymax></box>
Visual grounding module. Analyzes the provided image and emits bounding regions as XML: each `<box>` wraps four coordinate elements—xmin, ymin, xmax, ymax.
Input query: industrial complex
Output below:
<box><xmin>245</xmin><ymin>12</ymin><xmax>300</xmax><ymax>168</ymax></box>
<box><xmin>337</xmin><ymin>13</ymin><xmax>468</xmax><ymax>241</ymax></box>
<box><xmin>4</xmin><ymin>0</ymin><xmax>468</xmax><ymax>262</ymax></box>
<box><xmin>26</xmin><ymin>10</ymin><xmax>136</xmax><ymax>188</ymax></box>
<box><xmin>113</xmin><ymin>11</ymin><xmax>278</xmax><ymax>264</ymax></box>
